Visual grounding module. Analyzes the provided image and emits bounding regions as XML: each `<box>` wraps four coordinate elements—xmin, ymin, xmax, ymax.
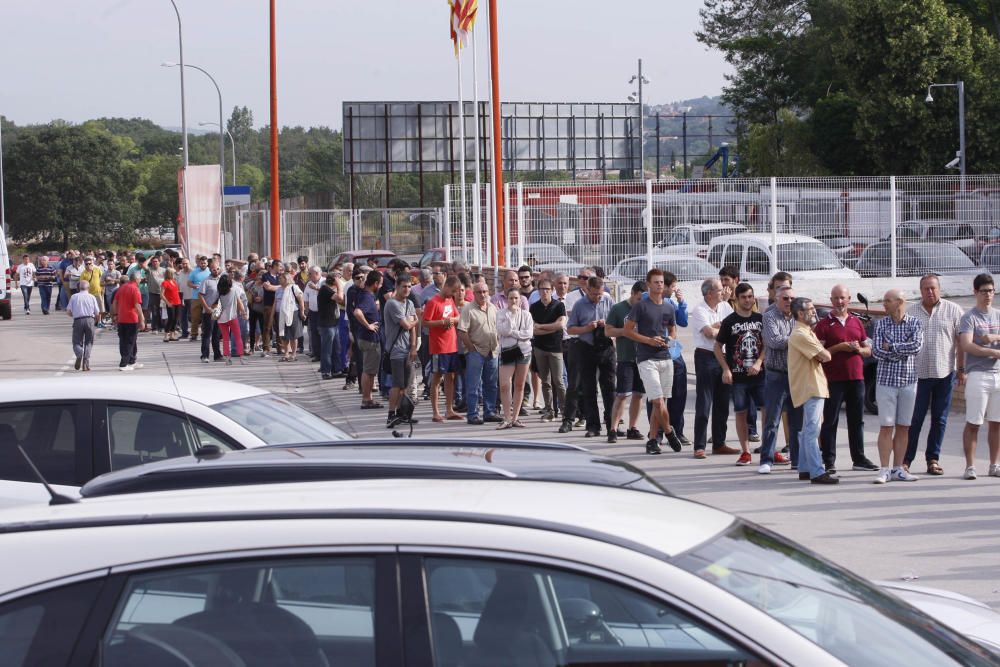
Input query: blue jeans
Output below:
<box><xmin>319</xmin><ymin>325</ymin><xmax>340</xmax><ymax>375</ymax></box>
<box><xmin>339</xmin><ymin>314</ymin><xmax>350</xmax><ymax>370</ymax></box>
<box><xmin>762</xmin><ymin>370</ymin><xmax>802</xmax><ymax>466</ymax></box>
<box><xmin>668</xmin><ymin>357</ymin><xmax>687</xmax><ymax>438</ymax></box>
<box><xmin>20</xmin><ymin>286</ymin><xmax>32</xmax><ymax>312</ymax></box>
<box><xmin>905</xmin><ymin>373</ymin><xmax>955</xmax><ymax>466</ymax></box>
<box><xmin>465</xmin><ymin>350</ymin><xmax>499</xmax><ymax>420</ymax></box>
<box><xmin>38</xmin><ymin>285</ymin><xmax>53</xmax><ymax>313</ymax></box>
<box><xmin>57</xmin><ymin>284</ymin><xmax>69</xmax><ymax>310</ymax></box>
<box><xmin>799</xmin><ymin>397</ymin><xmax>826</xmax><ymax>479</ymax></box>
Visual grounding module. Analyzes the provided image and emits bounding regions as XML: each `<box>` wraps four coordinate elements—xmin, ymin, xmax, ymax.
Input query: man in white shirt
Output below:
<box><xmin>16</xmin><ymin>254</ymin><xmax>36</xmax><ymax>315</ymax></box>
<box><xmin>689</xmin><ymin>277</ymin><xmax>737</xmax><ymax>459</ymax></box>
<box><xmin>67</xmin><ymin>280</ymin><xmax>101</xmax><ymax>371</ymax></box>
<box><xmin>304</xmin><ymin>266</ymin><xmax>323</xmax><ymax>361</ymax></box>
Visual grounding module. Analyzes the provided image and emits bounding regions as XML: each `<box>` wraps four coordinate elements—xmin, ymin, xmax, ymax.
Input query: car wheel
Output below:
<box><xmin>864</xmin><ymin>373</ymin><xmax>878</xmax><ymax>415</ymax></box>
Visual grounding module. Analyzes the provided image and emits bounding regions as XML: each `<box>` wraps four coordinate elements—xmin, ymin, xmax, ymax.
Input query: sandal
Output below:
<box><xmin>927</xmin><ymin>460</ymin><xmax>944</xmax><ymax>475</ymax></box>
<box><xmin>361</xmin><ymin>401</ymin><xmax>384</xmax><ymax>410</ymax></box>
<box><xmin>432</xmin><ymin>415</ymin><xmax>445</xmax><ymax>423</ymax></box>
<box><xmin>512</xmin><ymin>420</ymin><xmax>525</xmax><ymax>428</ymax></box>
<box><xmin>496</xmin><ymin>421</ymin><xmax>512</xmax><ymax>430</ymax></box>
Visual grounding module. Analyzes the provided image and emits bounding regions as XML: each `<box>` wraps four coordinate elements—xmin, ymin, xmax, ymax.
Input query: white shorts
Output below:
<box><xmin>637</xmin><ymin>358</ymin><xmax>674</xmax><ymax>402</ymax></box>
<box><xmin>875</xmin><ymin>383</ymin><xmax>917</xmax><ymax>427</ymax></box>
<box><xmin>965</xmin><ymin>371</ymin><xmax>1000</xmax><ymax>426</ymax></box>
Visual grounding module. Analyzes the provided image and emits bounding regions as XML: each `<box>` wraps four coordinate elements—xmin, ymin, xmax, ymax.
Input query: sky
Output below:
<box><xmin>0</xmin><ymin>1</ymin><xmax>732</xmax><ymax>131</ymax></box>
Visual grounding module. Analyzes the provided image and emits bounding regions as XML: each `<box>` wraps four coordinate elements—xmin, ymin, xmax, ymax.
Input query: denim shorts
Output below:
<box><xmin>731</xmin><ymin>378</ymin><xmax>765</xmax><ymax>413</ymax></box>
<box><xmin>615</xmin><ymin>361</ymin><xmax>645</xmax><ymax>396</ymax></box>
<box><xmin>876</xmin><ymin>382</ymin><xmax>917</xmax><ymax>427</ymax></box>
<box><xmin>431</xmin><ymin>352</ymin><xmax>459</xmax><ymax>374</ymax></box>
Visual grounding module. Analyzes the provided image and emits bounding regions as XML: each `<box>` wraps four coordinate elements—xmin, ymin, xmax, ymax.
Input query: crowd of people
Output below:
<box><xmin>13</xmin><ymin>248</ymin><xmax>999</xmax><ymax>483</ymax></box>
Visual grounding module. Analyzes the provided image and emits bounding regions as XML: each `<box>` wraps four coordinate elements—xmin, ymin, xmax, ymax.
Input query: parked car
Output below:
<box><xmin>609</xmin><ymin>254</ymin><xmax>718</xmax><ymax>285</ymax></box>
<box><xmin>0</xmin><ymin>444</ymin><xmax>995</xmax><ymax>666</ymax></box>
<box><xmin>815</xmin><ymin>234</ymin><xmax>860</xmax><ymax>268</ymax></box>
<box><xmin>706</xmin><ymin>233</ymin><xmax>860</xmax><ymax>281</ymax></box>
<box><xmin>518</xmin><ymin>242</ymin><xmax>587</xmax><ymax>275</ymax></box>
<box><xmin>854</xmin><ymin>240</ymin><xmax>979</xmax><ymax>278</ymax></box>
<box><xmin>655</xmin><ymin>222</ymin><xmax>748</xmax><ymax>258</ymax></box>
<box><xmin>0</xmin><ymin>376</ymin><xmax>352</xmax><ymax>508</ymax></box>
<box><xmin>896</xmin><ymin>219</ymin><xmax>983</xmax><ymax>260</ymax></box>
<box><xmin>978</xmin><ymin>242</ymin><xmax>1000</xmax><ymax>273</ymax></box>
<box><xmin>326</xmin><ymin>249</ymin><xmax>398</xmax><ymax>273</ymax></box>
<box><xmin>0</xmin><ymin>226</ymin><xmax>10</xmax><ymax>320</ymax></box>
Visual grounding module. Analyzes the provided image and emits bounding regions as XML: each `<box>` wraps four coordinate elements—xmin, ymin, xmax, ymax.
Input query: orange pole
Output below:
<box><xmin>488</xmin><ymin>0</ymin><xmax>504</xmax><ymax>265</ymax></box>
<box><xmin>268</xmin><ymin>0</ymin><xmax>281</xmax><ymax>260</ymax></box>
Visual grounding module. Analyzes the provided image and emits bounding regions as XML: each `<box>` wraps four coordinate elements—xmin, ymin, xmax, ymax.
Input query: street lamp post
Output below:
<box><xmin>167</xmin><ymin>0</ymin><xmax>188</xmax><ymax>250</ymax></box>
<box><xmin>163</xmin><ymin>61</ymin><xmax>225</xmax><ymax>252</ymax></box>
<box><xmin>628</xmin><ymin>58</ymin><xmax>650</xmax><ymax>179</ymax></box>
<box><xmin>200</xmin><ymin>121</ymin><xmax>236</xmax><ymax>185</ymax></box>
<box><xmin>925</xmin><ymin>80</ymin><xmax>966</xmax><ymax>189</ymax></box>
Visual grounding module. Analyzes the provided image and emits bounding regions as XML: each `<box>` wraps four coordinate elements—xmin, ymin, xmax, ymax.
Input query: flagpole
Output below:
<box><xmin>487</xmin><ymin>0</ymin><xmax>504</xmax><ymax>268</ymax></box>
<box><xmin>457</xmin><ymin>49</ymin><xmax>468</xmax><ymax>264</ymax></box>
<box><xmin>471</xmin><ymin>28</ymin><xmax>484</xmax><ymax>269</ymax></box>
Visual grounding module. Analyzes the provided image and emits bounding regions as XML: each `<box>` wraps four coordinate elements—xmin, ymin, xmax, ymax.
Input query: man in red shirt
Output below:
<box><xmin>814</xmin><ymin>284</ymin><xmax>879</xmax><ymax>473</ymax></box>
<box><xmin>423</xmin><ymin>276</ymin><xmax>464</xmax><ymax>422</ymax></box>
<box><xmin>112</xmin><ymin>272</ymin><xmax>145</xmax><ymax>371</ymax></box>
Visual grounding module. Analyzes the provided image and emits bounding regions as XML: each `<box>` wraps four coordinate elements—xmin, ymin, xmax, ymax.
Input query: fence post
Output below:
<box><xmin>645</xmin><ymin>179</ymin><xmax>654</xmax><ymax>272</ymax></box>
<box><xmin>485</xmin><ymin>187</ymin><xmax>494</xmax><ymax>268</ymax></box>
<box><xmin>504</xmin><ymin>183</ymin><xmax>512</xmax><ymax>267</ymax></box>
<box><xmin>890</xmin><ymin>176</ymin><xmax>897</xmax><ymax>279</ymax></box>
<box><xmin>472</xmin><ymin>184</ymin><xmax>482</xmax><ymax>267</ymax></box>
<box><xmin>382</xmin><ymin>210</ymin><xmax>391</xmax><ymax>251</ymax></box>
<box><xmin>600</xmin><ymin>205</ymin><xmax>609</xmax><ymax>271</ymax></box>
<box><xmin>444</xmin><ymin>185</ymin><xmax>452</xmax><ymax>263</ymax></box>
<box><xmin>280</xmin><ymin>210</ymin><xmax>287</xmax><ymax>262</ymax></box>
<box><xmin>770</xmin><ymin>177</ymin><xmax>778</xmax><ymax>275</ymax></box>
<box><xmin>516</xmin><ymin>182</ymin><xmax>525</xmax><ymax>267</ymax></box>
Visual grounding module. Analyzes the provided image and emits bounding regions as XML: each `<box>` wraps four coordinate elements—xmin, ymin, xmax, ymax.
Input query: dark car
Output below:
<box><xmin>326</xmin><ymin>249</ymin><xmax>398</xmax><ymax>273</ymax></box>
<box><xmin>855</xmin><ymin>240</ymin><xmax>978</xmax><ymax>278</ymax></box>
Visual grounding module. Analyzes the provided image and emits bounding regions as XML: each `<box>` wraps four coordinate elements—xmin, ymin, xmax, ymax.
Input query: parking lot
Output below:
<box><xmin>2</xmin><ymin>287</ymin><xmax>997</xmax><ymax>610</ymax></box>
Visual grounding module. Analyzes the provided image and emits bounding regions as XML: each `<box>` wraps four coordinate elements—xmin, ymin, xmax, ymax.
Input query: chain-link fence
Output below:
<box><xmin>281</xmin><ymin>210</ymin><xmax>353</xmax><ymax>269</ymax></box>
<box><xmin>444</xmin><ymin>184</ymin><xmax>494</xmax><ymax>266</ymax></box>
<box><xmin>493</xmin><ymin>175</ymin><xmax>1000</xmax><ymax>285</ymax></box>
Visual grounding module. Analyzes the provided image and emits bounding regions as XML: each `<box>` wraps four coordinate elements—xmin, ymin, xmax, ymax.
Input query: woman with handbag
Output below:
<box><xmin>276</xmin><ymin>271</ymin><xmax>306</xmax><ymax>362</ymax></box>
<box><xmin>496</xmin><ymin>287</ymin><xmax>534</xmax><ymax>429</ymax></box>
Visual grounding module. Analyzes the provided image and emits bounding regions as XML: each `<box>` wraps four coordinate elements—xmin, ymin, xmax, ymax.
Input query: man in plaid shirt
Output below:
<box><xmin>871</xmin><ymin>289</ymin><xmax>924</xmax><ymax>484</ymax></box>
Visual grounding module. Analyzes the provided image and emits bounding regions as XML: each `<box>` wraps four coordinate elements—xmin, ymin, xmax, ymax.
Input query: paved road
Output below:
<box><xmin>2</xmin><ymin>291</ymin><xmax>998</xmax><ymax>609</ymax></box>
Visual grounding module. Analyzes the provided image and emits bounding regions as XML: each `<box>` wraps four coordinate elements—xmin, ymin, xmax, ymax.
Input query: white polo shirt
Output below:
<box><xmin>689</xmin><ymin>300</ymin><xmax>734</xmax><ymax>351</ymax></box>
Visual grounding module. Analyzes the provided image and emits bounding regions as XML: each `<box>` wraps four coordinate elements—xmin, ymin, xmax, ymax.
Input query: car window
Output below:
<box><xmin>101</xmin><ymin>557</ymin><xmax>376</xmax><ymax>667</ymax></box>
<box><xmin>425</xmin><ymin>557</ymin><xmax>758</xmax><ymax>667</ymax></box>
<box><xmin>0</xmin><ymin>578</ymin><xmax>105</xmax><ymax>666</ymax></box>
<box><xmin>624</xmin><ymin>259</ymin><xmax>644</xmax><ymax>282</ymax></box>
<box><xmin>418</xmin><ymin>251</ymin><xmax>434</xmax><ymax>268</ymax></box>
<box><xmin>210</xmin><ymin>394</ymin><xmax>352</xmax><ymax>445</ymax></box>
<box><xmin>675</xmin><ymin>522</ymin><xmax>997</xmax><ymax>667</ymax></box>
<box><xmin>0</xmin><ymin>404</ymin><xmax>84</xmax><ymax>486</ymax></box>
<box><xmin>706</xmin><ymin>244</ymin><xmax>724</xmax><ymax>267</ymax></box>
<box><xmin>722</xmin><ymin>244</ymin><xmax>743</xmax><ymax>271</ymax></box>
<box><xmin>746</xmin><ymin>246</ymin><xmax>770</xmax><ymax>276</ymax></box>
<box><xmin>107</xmin><ymin>405</ymin><xmax>199</xmax><ymax>471</ymax></box>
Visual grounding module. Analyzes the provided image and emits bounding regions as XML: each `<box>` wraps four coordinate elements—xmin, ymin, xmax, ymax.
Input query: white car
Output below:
<box><xmin>609</xmin><ymin>254</ymin><xmax>718</xmax><ymax>285</ymax></box>
<box><xmin>0</xmin><ymin>376</ymin><xmax>351</xmax><ymax>508</ymax></box>
<box><xmin>706</xmin><ymin>232</ymin><xmax>861</xmax><ymax>281</ymax></box>
<box><xmin>0</xmin><ymin>451</ymin><xmax>993</xmax><ymax>666</ymax></box>
<box><xmin>518</xmin><ymin>242</ymin><xmax>586</xmax><ymax>275</ymax></box>
<box><xmin>654</xmin><ymin>222</ymin><xmax>748</xmax><ymax>257</ymax></box>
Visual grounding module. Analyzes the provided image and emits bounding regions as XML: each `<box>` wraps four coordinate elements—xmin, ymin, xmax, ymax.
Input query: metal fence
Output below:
<box><xmin>473</xmin><ymin>175</ymin><xmax>1000</xmax><ymax>284</ymax></box>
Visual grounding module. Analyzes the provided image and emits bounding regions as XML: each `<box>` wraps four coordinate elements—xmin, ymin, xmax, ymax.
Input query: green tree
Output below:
<box><xmin>5</xmin><ymin>124</ymin><xmax>142</xmax><ymax>248</ymax></box>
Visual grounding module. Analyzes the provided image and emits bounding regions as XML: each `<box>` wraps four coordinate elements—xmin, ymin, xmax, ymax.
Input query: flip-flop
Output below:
<box><xmin>361</xmin><ymin>402</ymin><xmax>384</xmax><ymax>410</ymax></box>
<box><xmin>446</xmin><ymin>414</ymin><xmax>465</xmax><ymax>421</ymax></box>
<box><xmin>432</xmin><ymin>415</ymin><xmax>445</xmax><ymax>423</ymax></box>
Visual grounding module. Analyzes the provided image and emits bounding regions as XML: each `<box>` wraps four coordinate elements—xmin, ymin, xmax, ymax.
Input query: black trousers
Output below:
<box><xmin>248</xmin><ymin>308</ymin><xmax>265</xmax><ymax>349</ymax></box>
<box><xmin>693</xmin><ymin>349</ymin><xmax>730</xmax><ymax>451</ymax></box>
<box><xmin>117</xmin><ymin>323</ymin><xmax>138</xmax><ymax>367</ymax></box>
<box><xmin>561</xmin><ymin>339</ymin><xmax>583</xmax><ymax>425</ymax></box>
<box><xmin>149</xmin><ymin>293</ymin><xmax>162</xmax><ymax>331</ymax></box>
<box><xmin>579</xmin><ymin>342</ymin><xmax>616</xmax><ymax>432</ymax></box>
<box><xmin>820</xmin><ymin>379</ymin><xmax>867</xmax><ymax>466</ymax></box>
<box><xmin>201</xmin><ymin>316</ymin><xmax>222</xmax><ymax>359</ymax></box>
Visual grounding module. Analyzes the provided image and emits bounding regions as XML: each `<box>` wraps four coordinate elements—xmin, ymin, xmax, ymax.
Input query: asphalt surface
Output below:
<box><xmin>2</xmin><ymin>289</ymin><xmax>998</xmax><ymax>609</ymax></box>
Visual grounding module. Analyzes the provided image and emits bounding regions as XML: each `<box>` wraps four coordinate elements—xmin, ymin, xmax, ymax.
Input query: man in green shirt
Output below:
<box><xmin>605</xmin><ymin>281</ymin><xmax>647</xmax><ymax>444</ymax></box>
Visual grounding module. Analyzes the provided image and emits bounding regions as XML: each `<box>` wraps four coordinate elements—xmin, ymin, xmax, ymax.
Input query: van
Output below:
<box><xmin>0</xmin><ymin>227</ymin><xmax>10</xmax><ymax>320</ymax></box>
<box><xmin>706</xmin><ymin>232</ymin><xmax>860</xmax><ymax>281</ymax></box>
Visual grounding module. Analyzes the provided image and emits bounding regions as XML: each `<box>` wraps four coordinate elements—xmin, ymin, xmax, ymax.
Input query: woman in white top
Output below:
<box><xmin>276</xmin><ymin>271</ymin><xmax>306</xmax><ymax>361</ymax></box>
<box><xmin>496</xmin><ymin>287</ymin><xmax>534</xmax><ymax>429</ymax></box>
<box><xmin>215</xmin><ymin>274</ymin><xmax>247</xmax><ymax>365</ymax></box>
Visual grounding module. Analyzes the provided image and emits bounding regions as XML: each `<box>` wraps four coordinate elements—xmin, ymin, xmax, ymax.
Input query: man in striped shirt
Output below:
<box><xmin>905</xmin><ymin>274</ymin><xmax>965</xmax><ymax>476</ymax></box>
<box><xmin>871</xmin><ymin>289</ymin><xmax>923</xmax><ymax>484</ymax></box>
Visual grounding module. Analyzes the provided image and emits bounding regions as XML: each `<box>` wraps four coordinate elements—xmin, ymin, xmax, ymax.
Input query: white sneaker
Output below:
<box><xmin>990</xmin><ymin>464</ymin><xmax>1000</xmax><ymax>477</ymax></box>
<box><xmin>891</xmin><ymin>467</ymin><xmax>919</xmax><ymax>482</ymax></box>
<box><xmin>874</xmin><ymin>468</ymin><xmax>891</xmax><ymax>484</ymax></box>
<box><xmin>120</xmin><ymin>365</ymin><xmax>134</xmax><ymax>372</ymax></box>
<box><xmin>758</xmin><ymin>463</ymin><xmax>772</xmax><ymax>475</ymax></box>
<box><xmin>964</xmin><ymin>466</ymin><xmax>977</xmax><ymax>480</ymax></box>
<box><xmin>133</xmin><ymin>363</ymin><xmax>144</xmax><ymax>369</ymax></box>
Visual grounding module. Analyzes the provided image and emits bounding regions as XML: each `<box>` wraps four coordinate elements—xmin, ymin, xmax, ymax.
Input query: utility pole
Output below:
<box><xmin>628</xmin><ymin>59</ymin><xmax>649</xmax><ymax>179</ymax></box>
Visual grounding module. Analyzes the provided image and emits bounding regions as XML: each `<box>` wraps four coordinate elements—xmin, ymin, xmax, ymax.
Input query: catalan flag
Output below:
<box><xmin>449</xmin><ymin>0</ymin><xmax>478</xmax><ymax>56</ymax></box>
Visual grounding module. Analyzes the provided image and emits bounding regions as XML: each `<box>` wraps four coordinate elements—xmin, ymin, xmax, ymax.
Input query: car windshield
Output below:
<box><xmin>211</xmin><ymin>395</ymin><xmax>352</xmax><ymax>445</ymax></box>
<box><xmin>526</xmin><ymin>246</ymin><xmax>573</xmax><ymax>264</ymax></box>
<box><xmin>695</xmin><ymin>226</ymin><xmax>744</xmax><ymax>244</ymax></box>
<box><xmin>674</xmin><ymin>522</ymin><xmax>995</xmax><ymax>666</ymax></box>
<box><xmin>928</xmin><ymin>224</ymin><xmax>974</xmax><ymax>242</ymax></box>
<box><xmin>657</xmin><ymin>258</ymin><xmax>717</xmax><ymax>281</ymax></box>
<box><xmin>909</xmin><ymin>244</ymin><xmax>975</xmax><ymax>269</ymax></box>
<box><xmin>776</xmin><ymin>242</ymin><xmax>842</xmax><ymax>271</ymax></box>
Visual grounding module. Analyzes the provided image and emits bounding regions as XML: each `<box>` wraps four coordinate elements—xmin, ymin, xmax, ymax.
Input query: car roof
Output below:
<box><xmin>709</xmin><ymin>232</ymin><xmax>824</xmax><ymax>245</ymax></box>
<box><xmin>79</xmin><ymin>441</ymin><xmax>667</xmax><ymax>498</ymax></box>
<box><xmin>340</xmin><ymin>249</ymin><xmax>397</xmax><ymax>257</ymax></box>
<box><xmin>0</xmin><ymin>478</ymin><xmax>732</xmax><ymax>571</ymax></box>
<box><xmin>0</xmin><ymin>376</ymin><xmax>268</xmax><ymax>407</ymax></box>
<box><xmin>676</xmin><ymin>222</ymin><xmax>747</xmax><ymax>230</ymax></box>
